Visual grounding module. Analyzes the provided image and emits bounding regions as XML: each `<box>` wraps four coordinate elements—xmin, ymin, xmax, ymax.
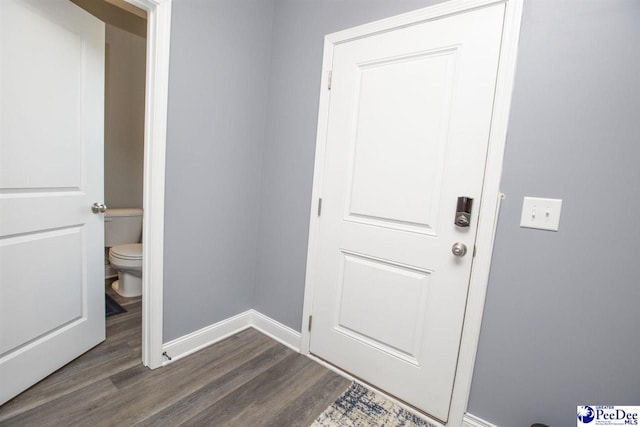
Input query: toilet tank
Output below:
<box><xmin>105</xmin><ymin>208</ymin><xmax>143</xmax><ymax>247</ymax></box>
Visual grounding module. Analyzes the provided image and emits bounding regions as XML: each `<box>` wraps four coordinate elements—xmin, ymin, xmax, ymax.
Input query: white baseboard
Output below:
<box><xmin>463</xmin><ymin>413</ymin><xmax>498</xmax><ymax>427</ymax></box>
<box><xmin>161</xmin><ymin>310</ymin><xmax>252</xmax><ymax>365</ymax></box>
<box><xmin>249</xmin><ymin>310</ymin><xmax>301</xmax><ymax>352</ymax></box>
<box><xmin>161</xmin><ymin>310</ymin><xmax>301</xmax><ymax>365</ymax></box>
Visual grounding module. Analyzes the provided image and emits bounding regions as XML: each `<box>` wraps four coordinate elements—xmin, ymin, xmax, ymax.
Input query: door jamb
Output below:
<box><xmin>299</xmin><ymin>0</ymin><xmax>523</xmax><ymax>425</ymax></box>
<box><xmin>124</xmin><ymin>0</ymin><xmax>172</xmax><ymax>369</ymax></box>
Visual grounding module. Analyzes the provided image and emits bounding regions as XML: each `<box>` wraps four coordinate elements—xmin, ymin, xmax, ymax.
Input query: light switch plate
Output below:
<box><xmin>520</xmin><ymin>197</ymin><xmax>562</xmax><ymax>231</ymax></box>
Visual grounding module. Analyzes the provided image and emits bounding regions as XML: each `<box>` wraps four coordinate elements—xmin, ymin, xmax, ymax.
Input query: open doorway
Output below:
<box><xmin>72</xmin><ymin>0</ymin><xmax>147</xmax><ymax>338</ymax></box>
<box><xmin>71</xmin><ymin>0</ymin><xmax>170</xmax><ymax>370</ymax></box>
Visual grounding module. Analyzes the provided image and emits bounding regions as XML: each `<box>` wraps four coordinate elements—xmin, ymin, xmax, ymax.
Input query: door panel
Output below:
<box><xmin>0</xmin><ymin>0</ymin><xmax>105</xmax><ymax>405</ymax></box>
<box><xmin>347</xmin><ymin>48</ymin><xmax>456</xmax><ymax>234</ymax></box>
<box><xmin>0</xmin><ymin>227</ymin><xmax>84</xmax><ymax>355</ymax></box>
<box><xmin>335</xmin><ymin>251</ymin><xmax>431</xmax><ymax>363</ymax></box>
<box><xmin>1</xmin><ymin>1</ymin><xmax>83</xmax><ymax>189</ymax></box>
<box><xmin>310</xmin><ymin>4</ymin><xmax>506</xmax><ymax>422</ymax></box>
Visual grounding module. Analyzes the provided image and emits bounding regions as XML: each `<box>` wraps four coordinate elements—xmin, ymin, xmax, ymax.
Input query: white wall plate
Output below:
<box><xmin>520</xmin><ymin>197</ymin><xmax>563</xmax><ymax>231</ymax></box>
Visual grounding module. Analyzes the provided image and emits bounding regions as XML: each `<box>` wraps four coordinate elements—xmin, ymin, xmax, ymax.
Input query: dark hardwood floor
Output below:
<box><xmin>0</xmin><ymin>284</ymin><xmax>349</xmax><ymax>427</ymax></box>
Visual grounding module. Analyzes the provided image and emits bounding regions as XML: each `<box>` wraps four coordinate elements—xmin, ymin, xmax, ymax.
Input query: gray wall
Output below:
<box><xmin>254</xmin><ymin>0</ymin><xmax>439</xmax><ymax>331</ymax></box>
<box><xmin>467</xmin><ymin>1</ymin><xmax>640</xmax><ymax>425</ymax></box>
<box><xmin>104</xmin><ymin>24</ymin><xmax>146</xmax><ymax>210</ymax></box>
<box><xmin>163</xmin><ymin>0</ymin><xmax>274</xmax><ymax>341</ymax></box>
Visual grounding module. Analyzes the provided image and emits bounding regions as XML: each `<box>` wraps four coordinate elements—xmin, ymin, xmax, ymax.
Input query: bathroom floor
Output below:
<box><xmin>105</xmin><ymin>276</ymin><xmax>141</xmax><ymax>308</ymax></box>
<box><xmin>0</xmin><ymin>282</ymin><xmax>348</xmax><ymax>426</ymax></box>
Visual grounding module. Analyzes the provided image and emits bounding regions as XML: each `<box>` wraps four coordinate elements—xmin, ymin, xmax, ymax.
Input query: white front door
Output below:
<box><xmin>0</xmin><ymin>0</ymin><xmax>105</xmax><ymax>404</ymax></box>
<box><xmin>309</xmin><ymin>4</ymin><xmax>506</xmax><ymax>422</ymax></box>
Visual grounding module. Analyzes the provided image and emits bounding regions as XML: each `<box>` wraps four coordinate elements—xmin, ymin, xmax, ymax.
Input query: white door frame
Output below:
<box><xmin>124</xmin><ymin>0</ymin><xmax>172</xmax><ymax>369</ymax></box>
<box><xmin>300</xmin><ymin>0</ymin><xmax>523</xmax><ymax>425</ymax></box>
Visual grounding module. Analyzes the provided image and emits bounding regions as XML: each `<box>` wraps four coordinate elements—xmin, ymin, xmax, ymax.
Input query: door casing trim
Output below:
<box><xmin>124</xmin><ymin>0</ymin><xmax>172</xmax><ymax>370</ymax></box>
<box><xmin>300</xmin><ymin>0</ymin><xmax>523</xmax><ymax>424</ymax></box>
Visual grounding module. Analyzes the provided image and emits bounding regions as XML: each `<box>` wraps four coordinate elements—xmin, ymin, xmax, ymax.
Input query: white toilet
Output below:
<box><xmin>105</xmin><ymin>208</ymin><xmax>143</xmax><ymax>297</ymax></box>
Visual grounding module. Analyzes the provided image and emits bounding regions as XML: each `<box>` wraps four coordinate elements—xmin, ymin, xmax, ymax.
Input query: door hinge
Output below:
<box><xmin>327</xmin><ymin>70</ymin><xmax>332</xmax><ymax>90</ymax></box>
<box><xmin>317</xmin><ymin>198</ymin><xmax>322</xmax><ymax>216</ymax></box>
<box><xmin>473</xmin><ymin>245</ymin><xmax>477</xmax><ymax>258</ymax></box>
<box><xmin>308</xmin><ymin>315</ymin><xmax>313</xmax><ymax>332</ymax></box>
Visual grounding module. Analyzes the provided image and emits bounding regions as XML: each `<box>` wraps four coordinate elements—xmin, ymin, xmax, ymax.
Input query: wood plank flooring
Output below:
<box><xmin>0</xmin><ymin>288</ymin><xmax>349</xmax><ymax>427</ymax></box>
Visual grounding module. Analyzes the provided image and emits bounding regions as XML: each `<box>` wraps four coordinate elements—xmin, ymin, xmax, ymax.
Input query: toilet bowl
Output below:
<box><xmin>109</xmin><ymin>243</ymin><xmax>143</xmax><ymax>297</ymax></box>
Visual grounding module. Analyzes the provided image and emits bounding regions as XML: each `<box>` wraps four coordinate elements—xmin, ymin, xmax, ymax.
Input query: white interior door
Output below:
<box><xmin>309</xmin><ymin>4</ymin><xmax>506</xmax><ymax>422</ymax></box>
<box><xmin>0</xmin><ymin>0</ymin><xmax>105</xmax><ymax>405</ymax></box>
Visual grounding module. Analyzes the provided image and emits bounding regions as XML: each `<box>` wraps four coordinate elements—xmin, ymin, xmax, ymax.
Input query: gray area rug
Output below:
<box><xmin>311</xmin><ymin>382</ymin><xmax>435</xmax><ymax>427</ymax></box>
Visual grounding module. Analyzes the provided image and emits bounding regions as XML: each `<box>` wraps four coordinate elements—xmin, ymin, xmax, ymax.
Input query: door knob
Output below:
<box><xmin>91</xmin><ymin>202</ymin><xmax>107</xmax><ymax>214</ymax></box>
<box><xmin>451</xmin><ymin>242</ymin><xmax>467</xmax><ymax>257</ymax></box>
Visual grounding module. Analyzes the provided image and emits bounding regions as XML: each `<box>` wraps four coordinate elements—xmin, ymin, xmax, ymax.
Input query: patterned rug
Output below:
<box><xmin>311</xmin><ymin>382</ymin><xmax>435</xmax><ymax>427</ymax></box>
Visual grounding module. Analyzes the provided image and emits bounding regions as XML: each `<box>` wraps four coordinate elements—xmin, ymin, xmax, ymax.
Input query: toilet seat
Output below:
<box><xmin>110</xmin><ymin>243</ymin><xmax>142</xmax><ymax>261</ymax></box>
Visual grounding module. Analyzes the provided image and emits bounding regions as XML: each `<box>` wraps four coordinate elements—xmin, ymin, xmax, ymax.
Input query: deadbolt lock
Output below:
<box><xmin>455</xmin><ymin>197</ymin><xmax>473</xmax><ymax>228</ymax></box>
